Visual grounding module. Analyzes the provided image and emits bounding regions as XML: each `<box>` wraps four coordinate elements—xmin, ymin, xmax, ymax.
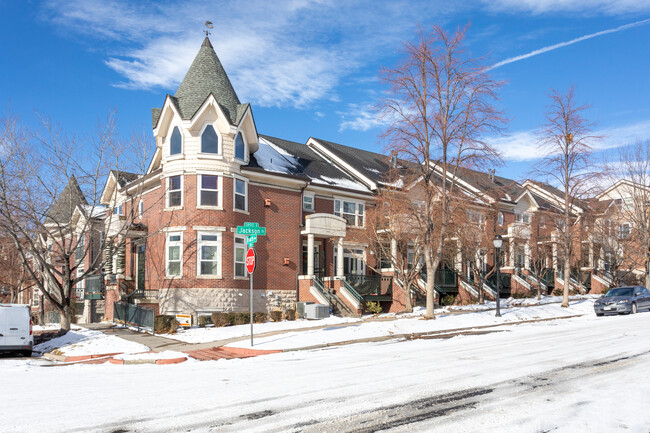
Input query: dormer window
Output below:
<box><xmin>170</xmin><ymin>126</ymin><xmax>182</xmax><ymax>155</ymax></box>
<box><xmin>235</xmin><ymin>132</ymin><xmax>245</xmax><ymax>161</ymax></box>
<box><xmin>201</xmin><ymin>125</ymin><xmax>220</xmax><ymax>154</ymax></box>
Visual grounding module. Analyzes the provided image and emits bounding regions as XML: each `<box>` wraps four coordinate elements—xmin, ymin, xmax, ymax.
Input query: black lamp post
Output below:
<box><xmin>493</xmin><ymin>235</ymin><xmax>503</xmax><ymax>317</ymax></box>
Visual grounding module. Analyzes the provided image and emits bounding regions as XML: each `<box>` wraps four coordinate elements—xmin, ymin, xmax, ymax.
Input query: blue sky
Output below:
<box><xmin>1</xmin><ymin>0</ymin><xmax>650</xmax><ymax>183</ymax></box>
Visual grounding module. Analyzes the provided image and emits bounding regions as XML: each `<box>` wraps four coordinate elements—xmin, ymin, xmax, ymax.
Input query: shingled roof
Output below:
<box><xmin>45</xmin><ymin>175</ymin><xmax>88</xmax><ymax>225</ymax></box>
<box><xmin>152</xmin><ymin>37</ymin><xmax>247</xmax><ymax>129</ymax></box>
<box><xmin>111</xmin><ymin>170</ymin><xmax>140</xmax><ymax>188</ymax></box>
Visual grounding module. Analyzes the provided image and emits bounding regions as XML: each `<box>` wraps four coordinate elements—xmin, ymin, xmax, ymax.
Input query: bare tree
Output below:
<box><xmin>380</xmin><ymin>25</ymin><xmax>505</xmax><ymax>318</ymax></box>
<box><xmin>602</xmin><ymin>140</ymin><xmax>650</xmax><ymax>288</ymax></box>
<box><xmin>0</xmin><ymin>110</ymin><xmax>152</xmax><ymax>331</ymax></box>
<box><xmin>535</xmin><ymin>86</ymin><xmax>599</xmax><ymax>307</ymax></box>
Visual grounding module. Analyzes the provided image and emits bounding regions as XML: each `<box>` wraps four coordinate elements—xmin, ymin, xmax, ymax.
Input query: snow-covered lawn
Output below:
<box><xmin>163</xmin><ymin>295</ymin><xmax>597</xmax><ymax>345</ymax></box>
<box><xmin>113</xmin><ymin>351</ymin><xmax>190</xmax><ymax>361</ymax></box>
<box><xmin>2</xmin><ymin>299</ymin><xmax>649</xmax><ymax>432</ymax></box>
<box><xmin>34</xmin><ymin>326</ymin><xmax>149</xmax><ymax>356</ymax></box>
<box><xmin>227</xmin><ymin>297</ymin><xmax>594</xmax><ymax>350</ymax></box>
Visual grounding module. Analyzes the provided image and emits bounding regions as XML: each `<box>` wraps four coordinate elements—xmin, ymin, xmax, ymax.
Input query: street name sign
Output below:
<box><xmin>236</xmin><ymin>226</ymin><xmax>266</xmax><ymax>236</ymax></box>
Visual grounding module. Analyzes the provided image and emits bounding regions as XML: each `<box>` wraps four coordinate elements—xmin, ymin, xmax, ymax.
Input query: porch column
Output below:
<box><xmin>391</xmin><ymin>238</ymin><xmax>398</xmax><ymax>269</ymax></box>
<box><xmin>552</xmin><ymin>241</ymin><xmax>558</xmax><ymax>269</ymax></box>
<box><xmin>307</xmin><ymin>234</ymin><xmax>315</xmax><ymax>277</ymax></box>
<box><xmin>456</xmin><ymin>240</ymin><xmax>462</xmax><ymax>272</ymax></box>
<box><xmin>589</xmin><ymin>242</ymin><xmax>594</xmax><ymax>268</ymax></box>
<box><xmin>508</xmin><ymin>239</ymin><xmax>515</xmax><ymax>268</ymax></box>
<box><xmin>337</xmin><ymin>237</ymin><xmax>345</xmax><ymax>278</ymax></box>
<box><xmin>524</xmin><ymin>241</ymin><xmax>531</xmax><ymax>269</ymax></box>
<box><xmin>116</xmin><ymin>237</ymin><xmax>126</xmax><ymax>276</ymax></box>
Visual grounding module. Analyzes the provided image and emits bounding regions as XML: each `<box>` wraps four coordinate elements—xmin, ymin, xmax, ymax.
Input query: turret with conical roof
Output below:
<box><xmin>152</xmin><ymin>37</ymin><xmax>247</xmax><ymax>128</ymax></box>
<box><xmin>45</xmin><ymin>175</ymin><xmax>88</xmax><ymax>225</ymax></box>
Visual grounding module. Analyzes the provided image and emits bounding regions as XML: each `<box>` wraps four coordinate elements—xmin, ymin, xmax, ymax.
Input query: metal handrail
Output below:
<box><xmin>312</xmin><ymin>277</ymin><xmax>332</xmax><ymax>303</ymax></box>
<box><xmin>340</xmin><ymin>278</ymin><xmax>364</xmax><ymax>304</ymax></box>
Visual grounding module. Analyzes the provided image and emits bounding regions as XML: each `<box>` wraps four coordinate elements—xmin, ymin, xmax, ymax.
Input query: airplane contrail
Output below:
<box><xmin>487</xmin><ymin>18</ymin><xmax>650</xmax><ymax>71</ymax></box>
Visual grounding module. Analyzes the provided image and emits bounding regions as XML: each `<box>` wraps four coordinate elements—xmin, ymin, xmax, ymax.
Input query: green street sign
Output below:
<box><xmin>246</xmin><ymin>234</ymin><xmax>257</xmax><ymax>244</ymax></box>
<box><xmin>236</xmin><ymin>226</ymin><xmax>266</xmax><ymax>236</ymax></box>
<box><xmin>244</xmin><ymin>222</ymin><xmax>259</xmax><ymax>228</ymax></box>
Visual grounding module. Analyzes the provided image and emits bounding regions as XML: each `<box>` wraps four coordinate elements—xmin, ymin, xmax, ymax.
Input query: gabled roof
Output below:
<box><xmin>246</xmin><ymin>135</ymin><xmax>371</xmax><ymax>193</ymax></box>
<box><xmin>451</xmin><ymin>166</ymin><xmax>522</xmax><ymax>203</ymax></box>
<box><xmin>111</xmin><ymin>170</ymin><xmax>140</xmax><ymax>187</ymax></box>
<box><xmin>46</xmin><ymin>175</ymin><xmax>88</xmax><ymax>225</ymax></box>
<box><xmin>166</xmin><ymin>37</ymin><xmax>243</xmax><ymax>126</ymax></box>
<box><xmin>310</xmin><ymin>138</ymin><xmax>394</xmax><ymax>185</ymax></box>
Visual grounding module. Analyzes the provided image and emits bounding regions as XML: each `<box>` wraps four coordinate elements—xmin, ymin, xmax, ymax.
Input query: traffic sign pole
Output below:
<box><xmin>246</xmin><ymin>248</ymin><xmax>257</xmax><ymax>347</ymax></box>
<box><xmin>250</xmin><ymin>267</ymin><xmax>254</xmax><ymax>347</ymax></box>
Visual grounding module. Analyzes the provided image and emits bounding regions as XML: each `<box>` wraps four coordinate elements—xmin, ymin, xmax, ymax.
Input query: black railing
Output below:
<box><xmin>435</xmin><ymin>268</ymin><xmax>457</xmax><ymax>287</ymax></box>
<box><xmin>346</xmin><ymin>274</ymin><xmax>392</xmax><ymax>297</ymax></box>
<box><xmin>541</xmin><ymin>268</ymin><xmax>555</xmax><ymax>287</ymax></box>
<box><xmin>84</xmin><ymin>275</ymin><xmax>104</xmax><ymax>300</ymax></box>
<box><xmin>113</xmin><ymin>301</ymin><xmax>154</xmax><ymax>333</ymax></box>
<box><xmin>487</xmin><ymin>273</ymin><xmax>511</xmax><ymax>298</ymax></box>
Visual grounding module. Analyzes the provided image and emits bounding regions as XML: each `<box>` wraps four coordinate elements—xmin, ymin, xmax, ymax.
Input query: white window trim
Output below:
<box><xmin>334</xmin><ymin>197</ymin><xmax>365</xmax><ymax>228</ymax></box>
<box><xmin>234</xmin><ymin>235</ymin><xmax>248</xmax><ymax>280</ymax></box>
<box><xmin>168</xmin><ymin>125</ymin><xmax>184</xmax><ymax>157</ymax></box>
<box><xmin>233</xmin><ymin>175</ymin><xmax>249</xmax><ymax>213</ymax></box>
<box><xmin>196</xmin><ymin>172</ymin><xmax>224</xmax><ymax>210</ymax></box>
<box><xmin>198</xmin><ymin>121</ymin><xmax>223</xmax><ymax>157</ymax></box>
<box><xmin>234</xmin><ymin>129</ymin><xmax>248</xmax><ymax>163</ymax></box>
<box><xmin>303</xmin><ymin>192</ymin><xmax>315</xmax><ymax>212</ymax></box>
<box><xmin>196</xmin><ymin>231</ymin><xmax>222</xmax><ymax>278</ymax></box>
<box><xmin>166</xmin><ymin>175</ymin><xmax>184</xmax><ymax>210</ymax></box>
<box><xmin>165</xmin><ymin>232</ymin><xmax>183</xmax><ymax>278</ymax></box>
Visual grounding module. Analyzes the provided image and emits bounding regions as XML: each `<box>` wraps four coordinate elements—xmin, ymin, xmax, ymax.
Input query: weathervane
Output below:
<box><xmin>204</xmin><ymin>21</ymin><xmax>213</xmax><ymax>37</ymax></box>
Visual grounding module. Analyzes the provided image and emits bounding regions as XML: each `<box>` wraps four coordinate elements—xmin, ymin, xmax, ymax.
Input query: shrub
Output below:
<box><xmin>365</xmin><ymin>301</ymin><xmax>383</xmax><ymax>314</ymax></box>
<box><xmin>198</xmin><ymin>315</ymin><xmax>211</xmax><ymax>327</ymax></box>
<box><xmin>270</xmin><ymin>310</ymin><xmax>283</xmax><ymax>322</ymax></box>
<box><xmin>253</xmin><ymin>312</ymin><xmax>267</xmax><ymax>323</ymax></box>
<box><xmin>440</xmin><ymin>295</ymin><xmax>456</xmax><ymax>306</ymax></box>
<box><xmin>285</xmin><ymin>309</ymin><xmax>296</xmax><ymax>321</ymax></box>
<box><xmin>552</xmin><ymin>289</ymin><xmax>563</xmax><ymax>296</ymax></box>
<box><xmin>211</xmin><ymin>312</ymin><xmax>233</xmax><ymax>328</ymax></box>
<box><xmin>511</xmin><ymin>291</ymin><xmax>528</xmax><ymax>299</ymax></box>
<box><xmin>233</xmin><ymin>312</ymin><xmax>249</xmax><ymax>325</ymax></box>
<box><xmin>154</xmin><ymin>315</ymin><xmax>179</xmax><ymax>334</ymax></box>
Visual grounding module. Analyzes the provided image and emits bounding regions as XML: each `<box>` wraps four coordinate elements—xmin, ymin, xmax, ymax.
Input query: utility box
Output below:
<box><xmin>296</xmin><ymin>302</ymin><xmax>314</xmax><ymax>319</ymax></box>
<box><xmin>304</xmin><ymin>303</ymin><xmax>329</xmax><ymax>320</ymax></box>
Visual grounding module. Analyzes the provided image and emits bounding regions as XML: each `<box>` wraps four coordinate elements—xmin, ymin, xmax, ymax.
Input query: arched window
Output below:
<box><xmin>497</xmin><ymin>212</ymin><xmax>504</xmax><ymax>227</ymax></box>
<box><xmin>235</xmin><ymin>132</ymin><xmax>245</xmax><ymax>160</ymax></box>
<box><xmin>170</xmin><ymin>126</ymin><xmax>182</xmax><ymax>155</ymax></box>
<box><xmin>201</xmin><ymin>125</ymin><xmax>219</xmax><ymax>154</ymax></box>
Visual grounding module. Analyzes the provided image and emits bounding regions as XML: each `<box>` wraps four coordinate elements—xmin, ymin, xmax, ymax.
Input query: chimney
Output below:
<box><xmin>488</xmin><ymin>168</ymin><xmax>495</xmax><ymax>182</ymax></box>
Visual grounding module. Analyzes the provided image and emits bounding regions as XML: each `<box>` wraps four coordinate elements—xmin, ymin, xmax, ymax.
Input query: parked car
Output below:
<box><xmin>0</xmin><ymin>304</ymin><xmax>33</xmax><ymax>356</ymax></box>
<box><xmin>594</xmin><ymin>286</ymin><xmax>650</xmax><ymax>316</ymax></box>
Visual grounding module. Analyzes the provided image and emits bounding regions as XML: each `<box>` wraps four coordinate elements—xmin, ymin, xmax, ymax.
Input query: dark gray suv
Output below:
<box><xmin>594</xmin><ymin>286</ymin><xmax>650</xmax><ymax>316</ymax></box>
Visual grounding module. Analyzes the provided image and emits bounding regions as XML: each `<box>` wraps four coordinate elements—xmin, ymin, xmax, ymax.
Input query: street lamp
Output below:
<box><xmin>493</xmin><ymin>235</ymin><xmax>503</xmax><ymax>317</ymax></box>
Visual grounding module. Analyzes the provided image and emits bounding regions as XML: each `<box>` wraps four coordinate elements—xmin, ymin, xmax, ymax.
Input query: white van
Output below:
<box><xmin>0</xmin><ymin>304</ymin><xmax>33</xmax><ymax>356</ymax></box>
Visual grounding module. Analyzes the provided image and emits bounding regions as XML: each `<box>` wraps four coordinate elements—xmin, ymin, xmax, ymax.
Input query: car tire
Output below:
<box><xmin>631</xmin><ymin>302</ymin><xmax>638</xmax><ymax>314</ymax></box>
<box><xmin>596</xmin><ymin>313</ymin><xmax>604</xmax><ymax>317</ymax></box>
<box><xmin>21</xmin><ymin>350</ymin><xmax>32</xmax><ymax>357</ymax></box>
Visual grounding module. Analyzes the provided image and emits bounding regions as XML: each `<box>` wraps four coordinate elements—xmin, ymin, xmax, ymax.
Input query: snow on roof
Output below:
<box><xmin>83</xmin><ymin>205</ymin><xmax>107</xmax><ymax>219</ymax></box>
<box><xmin>254</xmin><ymin>137</ymin><xmax>302</xmax><ymax>175</ymax></box>
<box><xmin>312</xmin><ymin>176</ymin><xmax>371</xmax><ymax>192</ymax></box>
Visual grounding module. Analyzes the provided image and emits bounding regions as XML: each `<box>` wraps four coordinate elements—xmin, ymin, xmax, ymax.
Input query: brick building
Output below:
<box><xmin>94</xmin><ymin>37</ymin><xmax>645</xmax><ymax>322</ymax></box>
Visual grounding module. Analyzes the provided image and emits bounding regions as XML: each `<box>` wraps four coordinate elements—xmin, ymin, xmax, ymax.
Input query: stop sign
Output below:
<box><xmin>245</xmin><ymin>248</ymin><xmax>256</xmax><ymax>274</ymax></box>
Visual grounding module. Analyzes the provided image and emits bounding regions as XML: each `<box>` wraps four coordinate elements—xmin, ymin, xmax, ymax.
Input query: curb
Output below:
<box><xmin>278</xmin><ymin>314</ymin><xmax>585</xmax><ymax>352</ymax></box>
<box><xmin>109</xmin><ymin>357</ymin><xmax>188</xmax><ymax>365</ymax></box>
<box><xmin>43</xmin><ymin>352</ymin><xmax>122</xmax><ymax>362</ymax></box>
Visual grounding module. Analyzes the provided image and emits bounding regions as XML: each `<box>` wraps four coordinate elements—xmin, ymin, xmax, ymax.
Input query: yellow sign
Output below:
<box><xmin>175</xmin><ymin>314</ymin><xmax>192</xmax><ymax>328</ymax></box>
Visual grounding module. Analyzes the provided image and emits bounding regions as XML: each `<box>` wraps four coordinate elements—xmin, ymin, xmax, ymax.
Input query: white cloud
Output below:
<box><xmin>43</xmin><ymin>0</ymin><xmax>455</xmax><ymax>109</ymax></box>
<box><xmin>488</xmin><ymin>18</ymin><xmax>650</xmax><ymax>70</ymax></box>
<box><xmin>338</xmin><ymin>103</ymin><xmax>388</xmax><ymax>132</ymax></box>
<box><xmin>482</xmin><ymin>0</ymin><xmax>650</xmax><ymax>15</ymax></box>
<box><xmin>492</xmin><ymin>119</ymin><xmax>650</xmax><ymax>161</ymax></box>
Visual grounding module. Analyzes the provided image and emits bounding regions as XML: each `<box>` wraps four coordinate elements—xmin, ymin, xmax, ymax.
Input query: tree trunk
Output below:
<box><xmin>478</xmin><ymin>278</ymin><xmax>485</xmax><ymax>304</ymax></box>
<box><xmin>561</xmin><ymin>256</ymin><xmax>570</xmax><ymax>308</ymax></box>
<box><xmin>61</xmin><ymin>305</ymin><xmax>71</xmax><ymax>331</ymax></box>
<box><xmin>424</xmin><ymin>248</ymin><xmax>436</xmax><ymax>319</ymax></box>
<box><xmin>81</xmin><ymin>298</ymin><xmax>93</xmax><ymax>324</ymax></box>
<box><xmin>404</xmin><ymin>283</ymin><xmax>413</xmax><ymax>313</ymax></box>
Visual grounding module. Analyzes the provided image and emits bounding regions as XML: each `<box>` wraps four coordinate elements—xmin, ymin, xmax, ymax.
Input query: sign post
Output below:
<box><xmin>246</xmin><ymin>247</ymin><xmax>256</xmax><ymax>346</ymax></box>
<box><xmin>238</xmin><ymin>222</ymin><xmax>265</xmax><ymax>347</ymax></box>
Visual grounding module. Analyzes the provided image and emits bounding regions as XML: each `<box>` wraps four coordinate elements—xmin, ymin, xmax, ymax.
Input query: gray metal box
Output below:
<box><xmin>304</xmin><ymin>303</ymin><xmax>330</xmax><ymax>319</ymax></box>
<box><xmin>296</xmin><ymin>302</ymin><xmax>314</xmax><ymax>319</ymax></box>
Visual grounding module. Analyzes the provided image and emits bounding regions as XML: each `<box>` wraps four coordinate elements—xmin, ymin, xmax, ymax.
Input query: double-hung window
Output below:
<box><xmin>113</xmin><ymin>204</ymin><xmax>123</xmax><ymax>216</ymax></box>
<box><xmin>334</xmin><ymin>199</ymin><xmax>365</xmax><ymax>227</ymax></box>
<box><xmin>515</xmin><ymin>211</ymin><xmax>530</xmax><ymax>224</ymax></box>
<box><xmin>198</xmin><ymin>232</ymin><xmax>221</xmax><ymax>276</ymax></box>
<box><xmin>303</xmin><ymin>194</ymin><xmax>314</xmax><ymax>212</ymax></box>
<box><xmin>167</xmin><ymin>175</ymin><xmax>182</xmax><ymax>208</ymax></box>
<box><xmin>199</xmin><ymin>174</ymin><xmax>220</xmax><ymax>207</ymax></box>
<box><xmin>166</xmin><ymin>233</ymin><xmax>182</xmax><ymax>276</ymax></box>
<box><xmin>234</xmin><ymin>178</ymin><xmax>248</xmax><ymax>211</ymax></box>
<box><xmin>234</xmin><ymin>236</ymin><xmax>246</xmax><ymax>278</ymax></box>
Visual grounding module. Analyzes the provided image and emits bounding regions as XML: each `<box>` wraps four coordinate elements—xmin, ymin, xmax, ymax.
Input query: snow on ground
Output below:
<box><xmin>113</xmin><ymin>351</ymin><xmax>189</xmax><ymax>361</ymax></box>
<box><xmin>34</xmin><ymin>326</ymin><xmax>149</xmax><ymax>356</ymax></box>
<box><xmin>2</xmin><ymin>303</ymin><xmax>650</xmax><ymax>432</ymax></box>
<box><xmin>227</xmin><ymin>298</ymin><xmax>594</xmax><ymax>350</ymax></box>
<box><xmin>33</xmin><ymin>324</ymin><xmax>61</xmax><ymax>331</ymax></box>
<box><xmin>163</xmin><ymin>315</ymin><xmax>362</xmax><ymax>344</ymax></box>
